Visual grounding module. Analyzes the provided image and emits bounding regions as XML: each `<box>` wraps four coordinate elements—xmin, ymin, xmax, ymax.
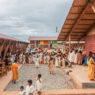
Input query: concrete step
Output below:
<box><xmin>1</xmin><ymin>89</ymin><xmax>95</xmax><ymax>95</ymax></box>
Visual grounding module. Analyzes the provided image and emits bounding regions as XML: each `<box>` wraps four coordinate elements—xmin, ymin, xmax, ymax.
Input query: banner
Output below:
<box><xmin>40</xmin><ymin>41</ymin><xmax>44</xmax><ymax>44</ymax></box>
<box><xmin>44</xmin><ymin>41</ymin><xmax>48</xmax><ymax>44</ymax></box>
<box><xmin>54</xmin><ymin>41</ymin><xmax>57</xmax><ymax>44</ymax></box>
<box><xmin>30</xmin><ymin>41</ymin><xmax>35</xmax><ymax>44</ymax></box>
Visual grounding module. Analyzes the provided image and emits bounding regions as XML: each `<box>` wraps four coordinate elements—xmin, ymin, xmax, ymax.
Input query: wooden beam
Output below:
<box><xmin>60</xmin><ymin>35</ymin><xmax>82</xmax><ymax>37</ymax></box>
<box><xmin>72</xmin><ymin>5</ymin><xmax>85</xmax><ymax>7</ymax></box>
<box><xmin>70</xmin><ymin>13</ymin><xmax>81</xmax><ymax>15</ymax></box>
<box><xmin>0</xmin><ymin>40</ymin><xmax>6</xmax><ymax>55</ymax></box>
<box><xmin>65</xmin><ymin>24</ymin><xmax>75</xmax><ymax>25</ymax></box>
<box><xmin>79</xmin><ymin>23</ymin><xmax>95</xmax><ymax>41</ymax></box>
<box><xmin>72</xmin><ymin>32</ymin><xmax>86</xmax><ymax>33</ymax></box>
<box><xmin>70</xmin><ymin>12</ymin><xmax>95</xmax><ymax>15</ymax></box>
<box><xmin>63</xmin><ymin>27</ymin><xmax>72</xmax><ymax>29</ymax></box>
<box><xmin>13</xmin><ymin>42</ymin><xmax>16</xmax><ymax>53</ymax></box>
<box><xmin>75</xmin><ymin>28</ymin><xmax>89</xmax><ymax>30</ymax></box>
<box><xmin>81</xmin><ymin>18</ymin><xmax>95</xmax><ymax>20</ymax></box>
<box><xmin>3</xmin><ymin>41</ymin><xmax>11</xmax><ymax>60</ymax></box>
<box><xmin>65</xmin><ymin>1</ymin><xmax>93</xmax><ymax>40</ymax></box>
<box><xmin>60</xmin><ymin>32</ymin><xmax>69</xmax><ymax>33</ymax></box>
<box><xmin>78</xmin><ymin>24</ymin><xmax>91</xmax><ymax>25</ymax></box>
<box><xmin>66</xmin><ymin>18</ymin><xmax>77</xmax><ymax>20</ymax></box>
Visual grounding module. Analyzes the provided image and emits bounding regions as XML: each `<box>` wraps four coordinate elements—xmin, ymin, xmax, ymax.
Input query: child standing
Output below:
<box><xmin>19</xmin><ymin>86</ymin><xmax>25</xmax><ymax>95</ymax></box>
<box><xmin>35</xmin><ymin>74</ymin><xmax>42</xmax><ymax>95</ymax></box>
<box><xmin>25</xmin><ymin>80</ymin><xmax>35</xmax><ymax>95</ymax></box>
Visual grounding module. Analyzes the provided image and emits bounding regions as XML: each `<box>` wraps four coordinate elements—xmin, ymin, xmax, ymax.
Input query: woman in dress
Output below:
<box><xmin>42</xmin><ymin>55</ymin><xmax>44</xmax><ymax>64</ymax></box>
<box><xmin>88</xmin><ymin>52</ymin><xmax>95</xmax><ymax>80</ymax></box>
<box><xmin>77</xmin><ymin>51</ymin><xmax>82</xmax><ymax>65</ymax></box>
<box><xmin>49</xmin><ymin>58</ymin><xmax>54</xmax><ymax>74</ymax></box>
<box><xmin>11</xmin><ymin>60</ymin><xmax>18</xmax><ymax>84</ymax></box>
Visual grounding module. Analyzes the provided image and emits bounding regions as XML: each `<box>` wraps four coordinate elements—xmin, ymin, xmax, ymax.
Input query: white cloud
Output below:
<box><xmin>0</xmin><ymin>0</ymin><xmax>73</xmax><ymax>41</ymax></box>
<box><xmin>17</xmin><ymin>27</ymin><xmax>38</xmax><ymax>36</ymax></box>
<box><xmin>0</xmin><ymin>0</ymin><xmax>17</xmax><ymax>14</ymax></box>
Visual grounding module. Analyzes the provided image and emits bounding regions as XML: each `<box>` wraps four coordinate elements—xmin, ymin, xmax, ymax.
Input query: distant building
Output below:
<box><xmin>28</xmin><ymin>36</ymin><xmax>57</xmax><ymax>48</ymax></box>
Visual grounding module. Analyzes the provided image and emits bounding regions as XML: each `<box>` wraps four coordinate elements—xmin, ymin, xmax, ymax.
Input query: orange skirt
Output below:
<box><xmin>49</xmin><ymin>64</ymin><xmax>54</xmax><ymax>72</ymax></box>
<box><xmin>59</xmin><ymin>60</ymin><xmax>62</xmax><ymax>66</ymax></box>
<box><xmin>42</xmin><ymin>58</ymin><xmax>44</xmax><ymax>64</ymax></box>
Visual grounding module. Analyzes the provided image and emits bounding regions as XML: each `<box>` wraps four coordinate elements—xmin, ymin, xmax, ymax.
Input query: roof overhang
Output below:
<box><xmin>58</xmin><ymin>0</ymin><xmax>95</xmax><ymax>41</ymax></box>
<box><xmin>0</xmin><ymin>34</ymin><xmax>28</xmax><ymax>44</ymax></box>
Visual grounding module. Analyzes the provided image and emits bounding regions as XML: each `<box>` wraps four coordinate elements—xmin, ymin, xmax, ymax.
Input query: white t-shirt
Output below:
<box><xmin>35</xmin><ymin>79</ymin><xmax>42</xmax><ymax>92</ymax></box>
<box><xmin>19</xmin><ymin>90</ymin><xmax>25</xmax><ymax>95</ymax></box>
<box><xmin>25</xmin><ymin>85</ymin><xmax>35</xmax><ymax>95</ymax></box>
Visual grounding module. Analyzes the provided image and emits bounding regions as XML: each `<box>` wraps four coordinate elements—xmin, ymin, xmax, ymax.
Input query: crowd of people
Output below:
<box><xmin>1</xmin><ymin>46</ymin><xmax>95</xmax><ymax>95</ymax></box>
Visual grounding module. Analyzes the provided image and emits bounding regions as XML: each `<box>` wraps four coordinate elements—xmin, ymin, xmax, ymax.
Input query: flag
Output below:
<box><xmin>56</xmin><ymin>26</ymin><xmax>58</xmax><ymax>33</ymax></box>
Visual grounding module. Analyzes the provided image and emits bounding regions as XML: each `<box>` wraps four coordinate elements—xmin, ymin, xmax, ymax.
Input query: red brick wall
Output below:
<box><xmin>85</xmin><ymin>34</ymin><xmax>95</xmax><ymax>56</ymax></box>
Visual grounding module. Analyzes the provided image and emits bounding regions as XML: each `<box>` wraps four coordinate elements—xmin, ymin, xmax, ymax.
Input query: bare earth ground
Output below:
<box><xmin>5</xmin><ymin>65</ymin><xmax>74</xmax><ymax>91</ymax></box>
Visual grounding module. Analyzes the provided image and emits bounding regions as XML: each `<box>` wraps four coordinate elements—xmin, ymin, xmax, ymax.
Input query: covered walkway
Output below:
<box><xmin>58</xmin><ymin>0</ymin><xmax>95</xmax><ymax>54</ymax></box>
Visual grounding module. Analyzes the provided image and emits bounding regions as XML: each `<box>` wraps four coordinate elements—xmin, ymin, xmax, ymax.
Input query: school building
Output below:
<box><xmin>28</xmin><ymin>36</ymin><xmax>57</xmax><ymax>48</ymax></box>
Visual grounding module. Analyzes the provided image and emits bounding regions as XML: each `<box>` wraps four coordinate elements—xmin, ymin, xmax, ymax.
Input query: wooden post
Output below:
<box><xmin>0</xmin><ymin>40</ymin><xmax>6</xmax><ymax>55</ymax></box>
<box><xmin>11</xmin><ymin>43</ymin><xmax>14</xmax><ymax>53</ymax></box>
<box><xmin>3</xmin><ymin>41</ymin><xmax>11</xmax><ymax>60</ymax></box>
<box><xmin>13</xmin><ymin>42</ymin><xmax>16</xmax><ymax>53</ymax></box>
<box><xmin>64</xmin><ymin>41</ymin><xmax>66</xmax><ymax>53</ymax></box>
<box><xmin>69</xmin><ymin>35</ymin><xmax>71</xmax><ymax>52</ymax></box>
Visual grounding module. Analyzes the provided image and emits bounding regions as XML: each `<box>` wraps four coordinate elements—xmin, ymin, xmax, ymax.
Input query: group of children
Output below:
<box><xmin>19</xmin><ymin>74</ymin><xmax>42</xmax><ymax>95</ymax></box>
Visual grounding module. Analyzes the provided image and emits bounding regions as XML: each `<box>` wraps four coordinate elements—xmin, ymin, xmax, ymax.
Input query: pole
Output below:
<box><xmin>69</xmin><ymin>35</ymin><xmax>71</xmax><ymax>52</ymax></box>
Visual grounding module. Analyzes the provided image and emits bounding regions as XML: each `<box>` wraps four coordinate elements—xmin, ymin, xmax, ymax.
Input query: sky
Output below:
<box><xmin>0</xmin><ymin>0</ymin><xmax>73</xmax><ymax>41</ymax></box>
